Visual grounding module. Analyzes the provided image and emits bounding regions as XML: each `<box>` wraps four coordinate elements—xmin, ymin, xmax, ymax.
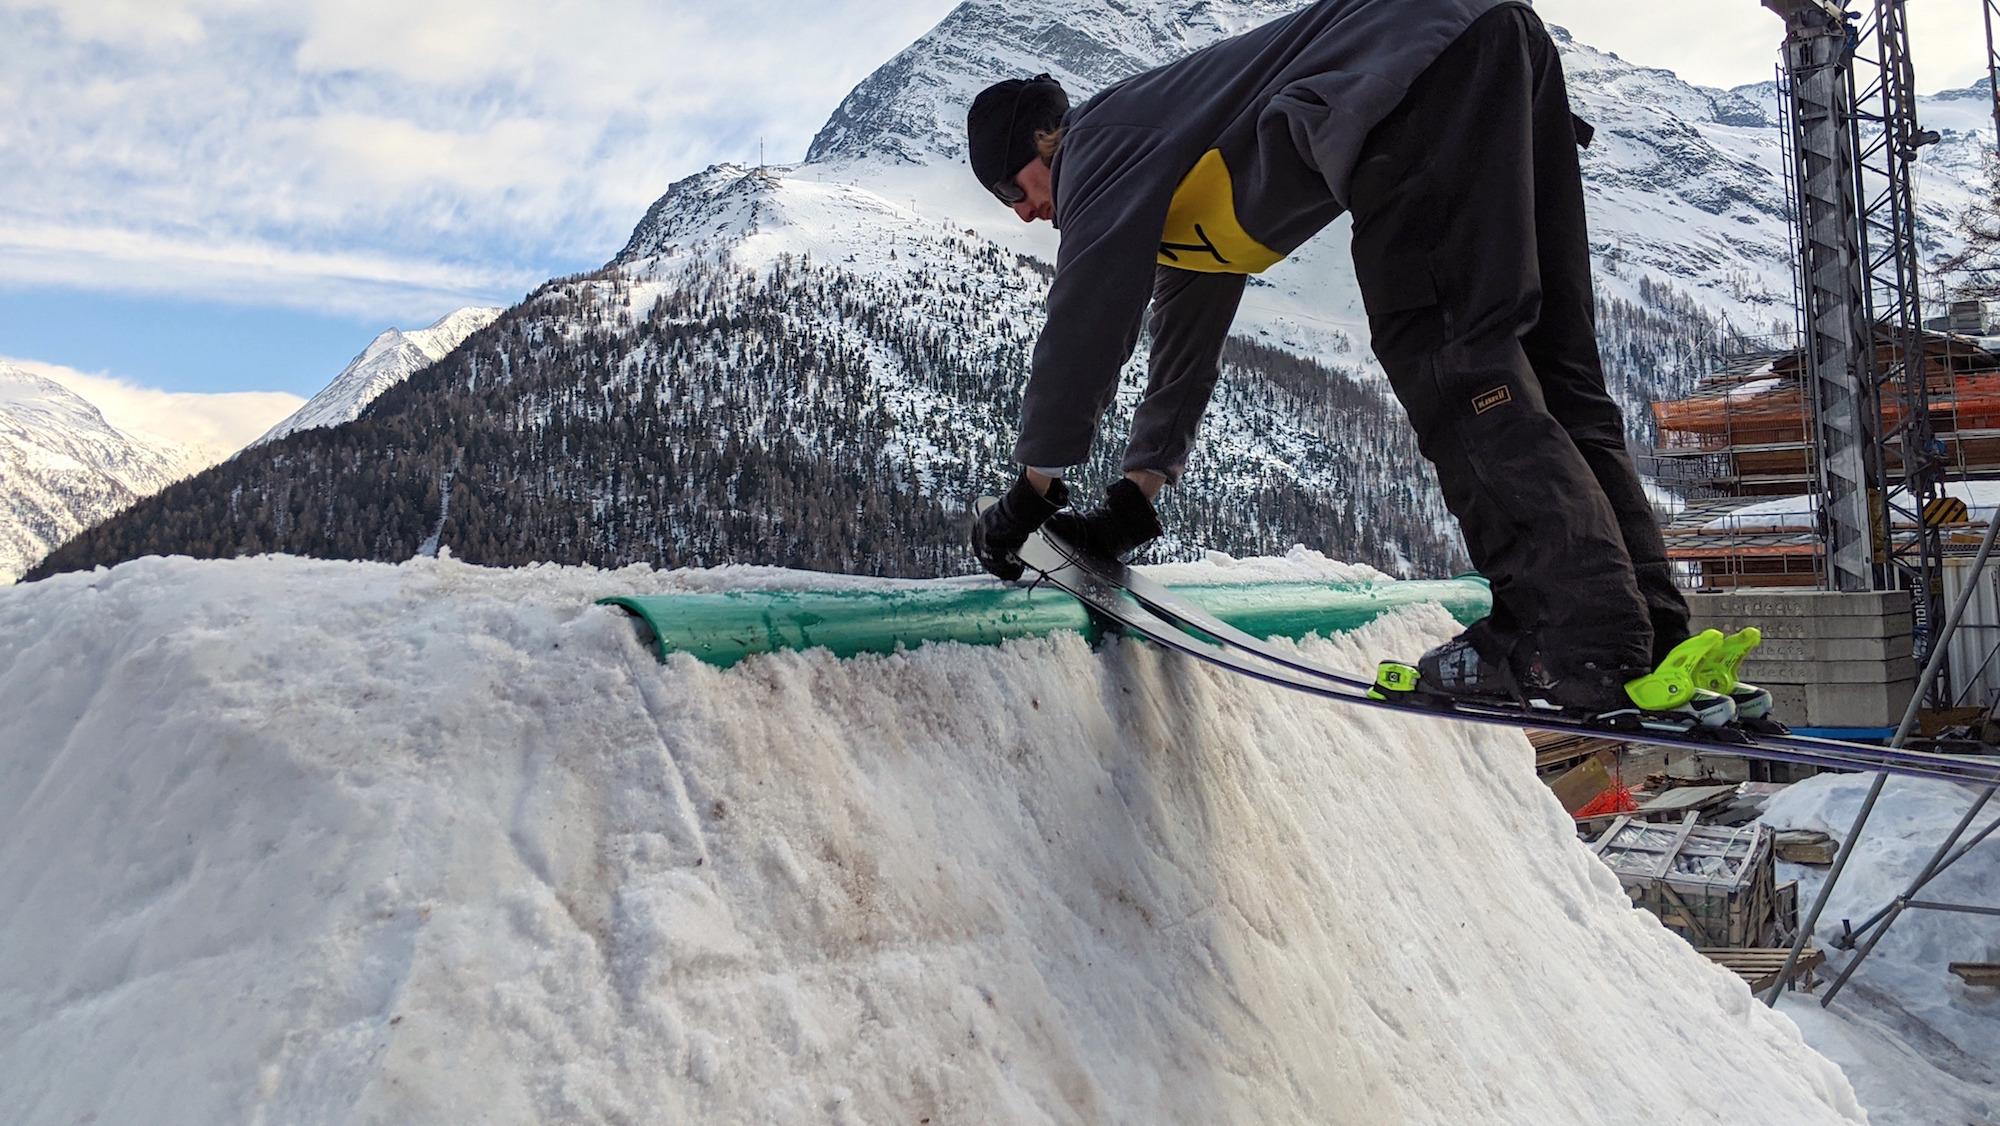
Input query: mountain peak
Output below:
<box><xmin>0</xmin><ymin>362</ymin><xmax>117</xmax><ymax>434</ymax></box>
<box><xmin>255</xmin><ymin>306</ymin><xmax>503</xmax><ymax>446</ymax></box>
<box><xmin>803</xmin><ymin>0</ymin><xmax>1300</xmax><ymax>166</ymax></box>
<box><xmin>0</xmin><ymin>362</ymin><xmax>197</xmax><ymax>583</ymax></box>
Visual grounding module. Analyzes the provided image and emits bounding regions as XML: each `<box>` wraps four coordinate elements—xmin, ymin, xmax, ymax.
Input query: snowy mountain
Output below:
<box><xmin>1914</xmin><ymin>77</ymin><xmax>1998</xmax><ymax>276</ymax></box>
<box><xmin>29</xmin><ymin>1</ymin><xmax>1996</xmax><ymax>584</ymax></box>
<box><xmin>1</xmin><ymin>307</ymin><xmax>492</xmax><ymax>582</ymax></box>
<box><xmin>805</xmin><ymin>0</ymin><xmax>1301</xmax><ymax>166</ymax></box>
<box><xmin>255</xmin><ymin>306</ymin><xmax>503</xmax><ymax>445</ymax></box>
<box><xmin>0</xmin><ymin>363</ymin><xmax>203</xmax><ymax>583</ymax></box>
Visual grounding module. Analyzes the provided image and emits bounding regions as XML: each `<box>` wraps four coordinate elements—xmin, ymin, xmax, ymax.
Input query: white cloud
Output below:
<box><xmin>0</xmin><ymin>221</ymin><xmax>534</xmax><ymax>318</ymax></box>
<box><xmin>0</xmin><ymin>0</ymin><xmax>957</xmax><ymax>317</ymax></box>
<box><xmin>1535</xmin><ymin>0</ymin><xmax>1993</xmax><ymax>93</ymax></box>
<box><xmin>2</xmin><ymin>355</ymin><xmax>304</xmax><ymax>455</ymax></box>
<box><xmin>26</xmin><ymin>0</ymin><xmax>211</xmax><ymax>48</ymax></box>
<box><xmin>3</xmin><ymin>0</ymin><xmax>1984</xmax><ymax>326</ymax></box>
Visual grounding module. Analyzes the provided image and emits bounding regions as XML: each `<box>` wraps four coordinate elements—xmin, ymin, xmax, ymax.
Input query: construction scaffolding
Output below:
<box><xmin>1855</xmin><ymin>0</ymin><xmax>1947</xmax><ymax>631</ymax></box>
<box><xmin>1749</xmin><ymin>0</ymin><xmax>2000</xmax><ymax>1015</ymax></box>
<box><xmin>1648</xmin><ymin>0</ymin><xmax>1983</xmax><ymax>623</ymax></box>
<box><xmin>1653</xmin><ymin>332</ymin><xmax>2000</xmax><ymax>589</ymax></box>
<box><xmin>1768</xmin><ymin>0</ymin><xmax>1878</xmax><ymax>590</ymax></box>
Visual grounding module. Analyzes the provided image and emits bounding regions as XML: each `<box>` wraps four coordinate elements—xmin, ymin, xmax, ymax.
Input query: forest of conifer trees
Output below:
<box><xmin>29</xmin><ymin>249</ymin><xmax>1749</xmax><ymax>584</ymax></box>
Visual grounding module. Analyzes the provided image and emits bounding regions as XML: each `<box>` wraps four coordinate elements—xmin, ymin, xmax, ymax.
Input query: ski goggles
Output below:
<box><xmin>988</xmin><ymin>175</ymin><xmax>1028</xmax><ymax>205</ymax></box>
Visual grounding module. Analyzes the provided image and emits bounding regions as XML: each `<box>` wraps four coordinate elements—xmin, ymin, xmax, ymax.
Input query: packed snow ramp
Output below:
<box><xmin>0</xmin><ymin>555</ymin><xmax>1864</xmax><ymax>1124</ymax></box>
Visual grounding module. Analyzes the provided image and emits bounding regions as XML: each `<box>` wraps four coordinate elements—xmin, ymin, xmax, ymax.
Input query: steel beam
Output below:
<box><xmin>1769</xmin><ymin>0</ymin><xmax>1877</xmax><ymax>592</ymax></box>
<box><xmin>1988</xmin><ymin>0</ymin><xmax>2000</xmax><ymax>150</ymax></box>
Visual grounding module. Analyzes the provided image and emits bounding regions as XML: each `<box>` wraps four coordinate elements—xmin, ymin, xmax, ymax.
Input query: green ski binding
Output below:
<box><xmin>1623</xmin><ymin>629</ymin><xmax>1724</xmax><ymax>712</ymax></box>
<box><xmin>1370</xmin><ymin>661</ymin><xmax>1420</xmax><ymax>701</ymax></box>
<box><xmin>1693</xmin><ymin>627</ymin><xmax>1762</xmax><ymax>695</ymax></box>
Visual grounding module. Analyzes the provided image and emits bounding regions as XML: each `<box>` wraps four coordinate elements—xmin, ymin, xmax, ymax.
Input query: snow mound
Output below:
<box><xmin>0</xmin><ymin>555</ymin><xmax>1862</xmax><ymax>1123</ymax></box>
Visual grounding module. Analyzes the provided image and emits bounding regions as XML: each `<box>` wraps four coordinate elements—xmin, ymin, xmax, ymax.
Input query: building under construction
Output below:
<box><xmin>1653</xmin><ymin>324</ymin><xmax>2000</xmax><ymax>589</ymax></box>
<box><xmin>1586</xmin><ymin>0</ymin><xmax>2000</xmax><ymax>1035</ymax></box>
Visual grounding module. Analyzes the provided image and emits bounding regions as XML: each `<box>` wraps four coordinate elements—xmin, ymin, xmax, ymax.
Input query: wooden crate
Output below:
<box><xmin>1701</xmin><ymin>947</ymin><xmax>1825</xmax><ymax>993</ymax></box>
<box><xmin>1531</xmin><ymin>730</ymin><xmax>1627</xmax><ymax>774</ymax></box>
<box><xmin>1592</xmin><ymin>813</ymin><xmax>1780</xmax><ymax>948</ymax></box>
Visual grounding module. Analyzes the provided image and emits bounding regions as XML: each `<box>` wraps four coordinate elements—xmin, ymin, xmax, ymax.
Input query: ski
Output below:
<box><xmin>1015</xmin><ymin>530</ymin><xmax>2000</xmax><ymax>787</ymax></box>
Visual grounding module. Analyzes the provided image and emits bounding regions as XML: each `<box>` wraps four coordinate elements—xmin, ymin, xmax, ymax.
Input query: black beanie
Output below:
<box><xmin>966</xmin><ymin>74</ymin><xmax>1068</xmax><ymax>191</ymax></box>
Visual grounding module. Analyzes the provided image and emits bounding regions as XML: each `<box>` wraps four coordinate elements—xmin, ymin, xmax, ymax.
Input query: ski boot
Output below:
<box><xmin>1367</xmin><ymin>629</ymin><xmax>1528</xmax><ymax>713</ymax></box>
<box><xmin>1690</xmin><ymin>627</ymin><xmax>1785</xmax><ymax>734</ymax></box>
<box><xmin>1371</xmin><ymin>630</ymin><xmax>1739</xmax><ymax>738</ymax></box>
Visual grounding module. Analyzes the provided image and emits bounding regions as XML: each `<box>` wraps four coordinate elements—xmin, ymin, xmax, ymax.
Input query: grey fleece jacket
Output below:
<box><xmin>1015</xmin><ymin>0</ymin><xmax>1511</xmax><ymax>473</ymax></box>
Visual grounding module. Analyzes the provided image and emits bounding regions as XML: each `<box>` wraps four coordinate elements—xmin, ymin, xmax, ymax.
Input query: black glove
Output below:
<box><xmin>1043</xmin><ymin>477</ymin><xmax>1163</xmax><ymax>561</ymax></box>
<box><xmin>973</xmin><ymin>472</ymin><xmax>1069</xmax><ymax>581</ymax></box>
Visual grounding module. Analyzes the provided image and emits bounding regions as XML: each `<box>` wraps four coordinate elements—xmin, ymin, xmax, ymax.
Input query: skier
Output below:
<box><xmin>965</xmin><ymin>0</ymin><xmax>1769</xmax><ymax>726</ymax></box>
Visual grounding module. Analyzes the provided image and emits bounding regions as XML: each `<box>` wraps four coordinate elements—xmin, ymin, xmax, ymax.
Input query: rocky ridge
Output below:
<box><xmin>257</xmin><ymin>307</ymin><xmax>504</xmax><ymax>445</ymax></box>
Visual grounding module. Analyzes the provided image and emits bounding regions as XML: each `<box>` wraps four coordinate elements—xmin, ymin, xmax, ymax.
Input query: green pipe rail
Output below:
<box><xmin>601</xmin><ymin>576</ymin><xmax>1490</xmax><ymax>668</ymax></box>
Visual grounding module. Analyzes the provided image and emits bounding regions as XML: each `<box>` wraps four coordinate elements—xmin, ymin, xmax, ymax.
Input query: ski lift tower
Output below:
<box><xmin>1766</xmin><ymin>0</ymin><xmax>1944</xmax><ymax>658</ymax></box>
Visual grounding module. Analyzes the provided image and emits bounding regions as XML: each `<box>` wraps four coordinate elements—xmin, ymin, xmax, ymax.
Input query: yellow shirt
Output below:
<box><xmin>1156</xmin><ymin>150</ymin><xmax>1285</xmax><ymax>274</ymax></box>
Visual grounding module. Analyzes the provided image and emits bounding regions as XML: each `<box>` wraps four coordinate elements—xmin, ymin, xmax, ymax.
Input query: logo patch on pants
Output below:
<box><xmin>1472</xmin><ymin>386</ymin><xmax>1513</xmax><ymax>414</ymax></box>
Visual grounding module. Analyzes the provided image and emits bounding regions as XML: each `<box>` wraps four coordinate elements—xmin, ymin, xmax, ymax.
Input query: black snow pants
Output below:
<box><xmin>1347</xmin><ymin>3</ymin><xmax>1690</xmax><ymax>674</ymax></box>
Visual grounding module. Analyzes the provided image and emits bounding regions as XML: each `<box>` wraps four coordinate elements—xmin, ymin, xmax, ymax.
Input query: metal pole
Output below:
<box><xmin>1906</xmin><ymin>900</ymin><xmax>2000</xmax><ymax>917</ymax></box>
<box><xmin>1762</xmin><ymin>511</ymin><xmax>2000</xmax><ymax>1005</ymax></box>
<box><xmin>1936</xmin><ymin>802</ymin><xmax>2000</xmax><ymax>871</ymax></box>
<box><xmin>1986</xmin><ymin>0</ymin><xmax>2000</xmax><ymax>152</ymax></box>
<box><xmin>1763</xmin><ymin>776</ymin><xmax>1887</xmax><ymax>1005</ymax></box>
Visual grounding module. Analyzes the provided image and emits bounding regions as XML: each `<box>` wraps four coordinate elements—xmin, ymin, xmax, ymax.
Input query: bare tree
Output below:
<box><xmin>1943</xmin><ymin>154</ymin><xmax>2000</xmax><ymax>298</ymax></box>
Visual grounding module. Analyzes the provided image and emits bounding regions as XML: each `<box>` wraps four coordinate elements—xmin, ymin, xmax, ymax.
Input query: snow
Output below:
<box><xmin>1778</xmin><ymin>1000</ymin><xmax>2000</xmax><ymax>1126</ymax></box>
<box><xmin>0</xmin><ymin>363</ymin><xmax>204</xmax><ymax>584</ymax></box>
<box><xmin>1142</xmin><ymin>543</ymin><xmax>1395</xmax><ymax>585</ymax></box>
<box><xmin>256</xmin><ymin>306</ymin><xmax>504</xmax><ymax>444</ymax></box>
<box><xmin>1704</xmin><ymin>481</ymin><xmax>2000</xmax><ymax>532</ymax></box>
<box><xmin>1760</xmin><ymin>772</ymin><xmax>2000</xmax><ymax>1126</ymax></box>
<box><xmin>0</xmin><ymin>552</ymin><xmax>1866</xmax><ymax>1123</ymax></box>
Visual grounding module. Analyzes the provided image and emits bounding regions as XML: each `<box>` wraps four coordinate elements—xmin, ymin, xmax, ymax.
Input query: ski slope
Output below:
<box><xmin>0</xmin><ymin>553</ymin><xmax>1865</xmax><ymax>1124</ymax></box>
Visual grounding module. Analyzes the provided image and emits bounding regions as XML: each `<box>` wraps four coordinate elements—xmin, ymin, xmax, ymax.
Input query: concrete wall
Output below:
<box><xmin>1685</xmin><ymin>590</ymin><xmax>1914</xmax><ymax>729</ymax></box>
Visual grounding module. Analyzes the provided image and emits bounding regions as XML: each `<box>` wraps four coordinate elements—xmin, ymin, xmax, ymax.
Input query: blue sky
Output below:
<box><xmin>3</xmin><ymin>0</ymin><xmax>1992</xmax><ymax>403</ymax></box>
<box><xmin>0</xmin><ymin>290</ymin><xmax>450</xmax><ymax>397</ymax></box>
